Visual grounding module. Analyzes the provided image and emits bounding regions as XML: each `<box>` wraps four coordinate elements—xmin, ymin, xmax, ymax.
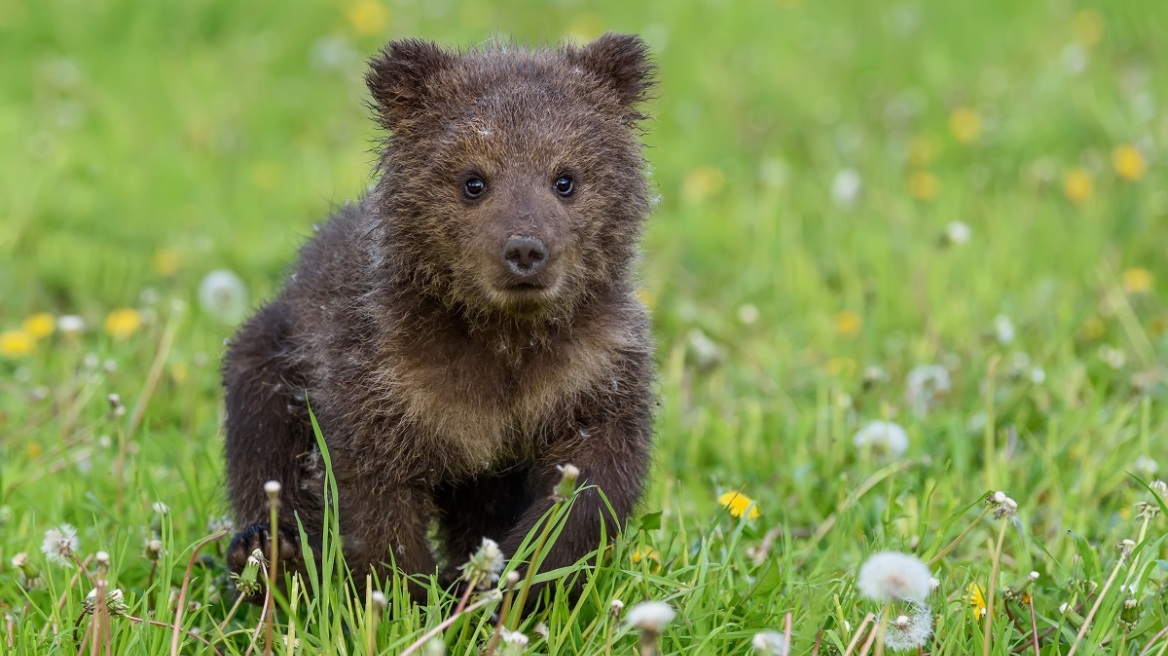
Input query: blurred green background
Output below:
<box><xmin>2</xmin><ymin>0</ymin><xmax>1168</xmax><ymax>652</ymax></box>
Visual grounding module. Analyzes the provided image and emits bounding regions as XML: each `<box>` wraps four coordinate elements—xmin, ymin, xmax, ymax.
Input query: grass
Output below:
<box><xmin>2</xmin><ymin>0</ymin><xmax>1167</xmax><ymax>653</ymax></box>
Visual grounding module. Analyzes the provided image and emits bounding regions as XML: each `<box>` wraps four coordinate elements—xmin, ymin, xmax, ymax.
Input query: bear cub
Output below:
<box><xmin>223</xmin><ymin>33</ymin><xmax>656</xmax><ymax>601</ymax></box>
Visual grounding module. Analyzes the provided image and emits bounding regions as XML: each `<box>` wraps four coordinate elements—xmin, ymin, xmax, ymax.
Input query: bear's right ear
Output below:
<box><xmin>366</xmin><ymin>39</ymin><xmax>456</xmax><ymax>130</ymax></box>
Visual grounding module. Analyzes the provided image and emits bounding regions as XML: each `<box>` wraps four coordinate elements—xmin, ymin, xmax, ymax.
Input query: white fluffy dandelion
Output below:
<box><xmin>198</xmin><ymin>269</ymin><xmax>249</xmax><ymax>324</ymax></box>
<box><xmin>752</xmin><ymin>630</ymin><xmax>790</xmax><ymax>655</ymax></box>
<box><xmin>882</xmin><ymin>604</ymin><xmax>933</xmax><ymax>651</ymax></box>
<box><xmin>498</xmin><ymin>629</ymin><xmax>529</xmax><ymax>655</ymax></box>
<box><xmin>993</xmin><ymin>314</ymin><xmax>1015</xmax><ymax>345</ymax></box>
<box><xmin>57</xmin><ymin>314</ymin><xmax>86</xmax><ymax>335</ymax></box>
<box><xmin>857</xmin><ymin>551</ymin><xmax>933</xmax><ymax>603</ymax></box>
<box><xmin>460</xmin><ymin>537</ymin><xmax>504</xmax><ymax>587</ymax></box>
<box><xmin>41</xmin><ymin>524</ymin><xmax>80</xmax><ymax>567</ymax></box>
<box><xmin>626</xmin><ymin>600</ymin><xmax>676</xmax><ymax>633</ymax></box>
<box><xmin>905</xmin><ymin>364</ymin><xmax>950</xmax><ymax>416</ymax></box>
<box><xmin>945</xmin><ymin>221</ymin><xmax>971</xmax><ymax>245</ymax></box>
<box><xmin>853</xmin><ymin>421</ymin><xmax>909</xmax><ymax>458</ymax></box>
<box><xmin>831</xmin><ymin>168</ymin><xmax>862</xmax><ymax>207</ymax></box>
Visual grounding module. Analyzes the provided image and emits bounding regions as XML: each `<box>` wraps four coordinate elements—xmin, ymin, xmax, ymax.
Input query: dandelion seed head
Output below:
<box><xmin>499</xmin><ymin>629</ymin><xmax>529</xmax><ymax>656</ymax></box>
<box><xmin>57</xmin><ymin>314</ymin><xmax>86</xmax><ymax>335</ymax></box>
<box><xmin>626</xmin><ymin>600</ymin><xmax>675</xmax><ymax>634</ymax></box>
<box><xmin>752</xmin><ymin>630</ymin><xmax>790</xmax><ymax>656</ymax></box>
<box><xmin>41</xmin><ymin>524</ymin><xmax>79</xmax><ymax>567</ymax></box>
<box><xmin>905</xmin><ymin>364</ymin><xmax>950</xmax><ymax>416</ymax></box>
<box><xmin>264</xmin><ymin>480</ymin><xmax>282</xmax><ymax>495</ymax></box>
<box><xmin>1148</xmin><ymin>479</ymin><xmax>1167</xmax><ymax>497</ymax></box>
<box><xmin>1029</xmin><ymin>571</ymin><xmax>1039</xmax><ymax>581</ymax></box>
<box><xmin>831</xmin><ymin>168</ymin><xmax>862</xmax><ymax>207</ymax></box>
<box><xmin>610</xmin><ymin>599</ymin><xmax>625</xmax><ymax>615</ymax></box>
<box><xmin>993</xmin><ymin>314</ymin><xmax>1015</xmax><ymax>344</ymax></box>
<box><xmin>198</xmin><ymin>270</ymin><xmax>250</xmax><ymax>324</ymax></box>
<box><xmin>853</xmin><ymin>421</ymin><xmax>909</xmax><ymax>458</ymax></box>
<box><xmin>945</xmin><ymin>220</ymin><xmax>971</xmax><ymax>245</ymax></box>
<box><xmin>882</xmin><ymin>604</ymin><xmax>933</xmax><ymax>651</ymax></box>
<box><xmin>371</xmin><ymin>590</ymin><xmax>388</xmax><ymax>609</ymax></box>
<box><xmin>84</xmin><ymin>587</ymin><xmax>128</xmax><ymax>617</ymax></box>
<box><xmin>460</xmin><ymin>538</ymin><xmax>504</xmax><ymax>586</ymax></box>
<box><xmin>152</xmin><ymin>501</ymin><xmax>169</xmax><ymax>515</ymax></box>
<box><xmin>857</xmin><ymin>551</ymin><xmax>933</xmax><ymax>603</ymax></box>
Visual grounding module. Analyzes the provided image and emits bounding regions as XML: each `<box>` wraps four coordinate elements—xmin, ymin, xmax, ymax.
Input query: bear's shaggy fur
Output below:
<box><xmin>223</xmin><ymin>33</ymin><xmax>656</xmax><ymax>601</ymax></box>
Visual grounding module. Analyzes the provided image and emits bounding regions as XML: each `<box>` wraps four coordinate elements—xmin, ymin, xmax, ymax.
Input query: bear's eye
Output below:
<box><xmin>463</xmin><ymin>177</ymin><xmax>486</xmax><ymax>199</ymax></box>
<box><xmin>554</xmin><ymin>175</ymin><xmax>575</xmax><ymax>197</ymax></box>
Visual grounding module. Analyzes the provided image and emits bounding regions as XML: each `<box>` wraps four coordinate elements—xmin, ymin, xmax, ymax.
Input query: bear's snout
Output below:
<box><xmin>502</xmin><ymin>236</ymin><xmax>549</xmax><ymax>277</ymax></box>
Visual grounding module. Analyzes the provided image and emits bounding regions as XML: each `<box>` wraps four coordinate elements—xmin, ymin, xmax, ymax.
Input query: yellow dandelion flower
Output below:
<box><xmin>966</xmin><ymin>582</ymin><xmax>987</xmax><ymax>620</ymax></box>
<box><xmin>631</xmin><ymin>547</ymin><xmax>662</xmax><ymax>573</ymax></box>
<box><xmin>1073</xmin><ymin>9</ymin><xmax>1103</xmax><ymax>46</ymax></box>
<box><xmin>907</xmin><ymin>136</ymin><xmax>936</xmax><ymax>167</ymax></box>
<box><xmin>1122</xmin><ymin>267</ymin><xmax>1152</xmax><ymax>293</ymax></box>
<box><xmin>1063</xmin><ymin>168</ymin><xmax>1092</xmax><ymax>204</ymax></box>
<box><xmin>833</xmin><ymin>311</ymin><xmax>862</xmax><ymax>337</ymax></box>
<box><xmin>105</xmin><ymin>308</ymin><xmax>142</xmax><ymax>340</ymax></box>
<box><xmin>908</xmin><ymin>170</ymin><xmax>940</xmax><ymax>201</ymax></box>
<box><xmin>718</xmin><ymin>491</ymin><xmax>760</xmax><ymax>520</ymax></box>
<box><xmin>682</xmin><ymin>166</ymin><xmax>726</xmax><ymax>204</ymax></box>
<box><xmin>249</xmin><ymin>161</ymin><xmax>282</xmax><ymax>191</ymax></box>
<box><xmin>152</xmin><ymin>248</ymin><xmax>182</xmax><ymax>277</ymax></box>
<box><xmin>0</xmin><ymin>329</ymin><xmax>36</xmax><ymax>357</ymax></box>
<box><xmin>948</xmin><ymin>107</ymin><xmax>981</xmax><ymax>143</ymax></box>
<box><xmin>22</xmin><ymin>313</ymin><xmax>55</xmax><ymax>340</ymax></box>
<box><xmin>345</xmin><ymin>0</ymin><xmax>389</xmax><ymax>36</ymax></box>
<box><xmin>1112</xmin><ymin>145</ymin><xmax>1146</xmax><ymax>181</ymax></box>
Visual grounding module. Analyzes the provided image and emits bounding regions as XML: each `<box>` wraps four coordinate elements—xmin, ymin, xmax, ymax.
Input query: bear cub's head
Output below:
<box><xmin>366</xmin><ymin>34</ymin><xmax>655</xmax><ymax>323</ymax></box>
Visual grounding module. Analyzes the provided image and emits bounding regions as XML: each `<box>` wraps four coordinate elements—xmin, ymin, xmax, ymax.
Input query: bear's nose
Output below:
<box><xmin>503</xmin><ymin>237</ymin><xmax>548</xmax><ymax>276</ymax></box>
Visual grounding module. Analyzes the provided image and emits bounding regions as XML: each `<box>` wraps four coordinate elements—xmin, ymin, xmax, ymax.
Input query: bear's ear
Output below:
<box><xmin>366</xmin><ymin>39</ymin><xmax>456</xmax><ymax>130</ymax></box>
<box><xmin>569</xmin><ymin>32</ymin><xmax>655</xmax><ymax>109</ymax></box>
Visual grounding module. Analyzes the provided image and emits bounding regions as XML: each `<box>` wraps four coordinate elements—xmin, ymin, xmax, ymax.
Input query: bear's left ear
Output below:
<box><xmin>366</xmin><ymin>39</ymin><xmax>457</xmax><ymax>130</ymax></box>
<box><xmin>568</xmin><ymin>32</ymin><xmax>656</xmax><ymax>109</ymax></box>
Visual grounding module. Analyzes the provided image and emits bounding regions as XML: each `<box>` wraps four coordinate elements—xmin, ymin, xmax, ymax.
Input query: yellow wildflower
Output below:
<box><xmin>105</xmin><ymin>309</ymin><xmax>142</xmax><ymax>340</ymax></box>
<box><xmin>631</xmin><ymin>547</ymin><xmax>662</xmax><ymax>573</ymax></box>
<box><xmin>1112</xmin><ymin>145</ymin><xmax>1146</xmax><ymax>181</ymax></box>
<box><xmin>1062</xmin><ymin>168</ymin><xmax>1092</xmax><ymax>203</ymax></box>
<box><xmin>22</xmin><ymin>313</ymin><xmax>55</xmax><ymax>340</ymax></box>
<box><xmin>682</xmin><ymin>166</ymin><xmax>726</xmax><ymax>204</ymax></box>
<box><xmin>1122</xmin><ymin>267</ymin><xmax>1152</xmax><ymax>294</ymax></box>
<box><xmin>966</xmin><ymin>582</ymin><xmax>987</xmax><ymax>620</ymax></box>
<box><xmin>833</xmin><ymin>311</ymin><xmax>862</xmax><ymax>338</ymax></box>
<box><xmin>0</xmin><ymin>330</ymin><xmax>36</xmax><ymax>357</ymax></box>
<box><xmin>28</xmin><ymin>442</ymin><xmax>43</xmax><ymax>459</ymax></box>
<box><xmin>908</xmin><ymin>170</ymin><xmax>940</xmax><ymax>201</ymax></box>
<box><xmin>948</xmin><ymin>108</ymin><xmax>981</xmax><ymax>143</ymax></box>
<box><xmin>718</xmin><ymin>491</ymin><xmax>760</xmax><ymax>520</ymax></box>
<box><xmin>1073</xmin><ymin>9</ymin><xmax>1103</xmax><ymax>46</ymax></box>
<box><xmin>152</xmin><ymin>248</ymin><xmax>182</xmax><ymax>277</ymax></box>
<box><xmin>345</xmin><ymin>0</ymin><xmax>389</xmax><ymax>36</ymax></box>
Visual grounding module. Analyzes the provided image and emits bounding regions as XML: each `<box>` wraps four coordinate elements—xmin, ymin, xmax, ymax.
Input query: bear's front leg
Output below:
<box><xmin>498</xmin><ymin>412</ymin><xmax>651</xmax><ymax>603</ymax></box>
<box><xmin>336</xmin><ymin>480</ymin><xmax>439</xmax><ymax>602</ymax></box>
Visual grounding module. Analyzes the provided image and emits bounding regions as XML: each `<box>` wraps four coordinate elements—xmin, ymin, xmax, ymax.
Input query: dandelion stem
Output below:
<box><xmin>265</xmin><ymin>491</ymin><xmax>281</xmax><ymax>656</ymax></box>
<box><xmin>399</xmin><ymin>592</ymin><xmax>500</xmax><ymax>656</ymax></box>
<box><xmin>483</xmin><ymin>581</ymin><xmax>516</xmax><ymax>656</ymax></box>
<box><xmin>842</xmin><ymin>613</ymin><xmax>875</xmax><ymax>656</ymax></box>
<box><xmin>983</xmin><ymin>520</ymin><xmax>1009</xmax><ymax>656</ymax></box>
<box><xmin>1027</xmin><ymin>594</ymin><xmax>1040</xmax><ymax>656</ymax></box>
<box><xmin>927</xmin><ymin>505</ymin><xmax>992</xmax><ymax>566</ymax></box>
<box><xmin>169</xmin><ymin>529</ymin><xmax>229</xmax><ymax>656</ymax></box>
<box><xmin>1066</xmin><ymin>547</ymin><xmax>1131</xmax><ymax>656</ymax></box>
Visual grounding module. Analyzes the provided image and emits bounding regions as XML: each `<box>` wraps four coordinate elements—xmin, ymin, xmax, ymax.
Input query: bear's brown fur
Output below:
<box><xmin>222</xmin><ymin>33</ymin><xmax>656</xmax><ymax>602</ymax></box>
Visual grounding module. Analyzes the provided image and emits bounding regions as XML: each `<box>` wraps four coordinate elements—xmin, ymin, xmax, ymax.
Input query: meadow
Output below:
<box><xmin>2</xmin><ymin>0</ymin><xmax>1167</xmax><ymax>653</ymax></box>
